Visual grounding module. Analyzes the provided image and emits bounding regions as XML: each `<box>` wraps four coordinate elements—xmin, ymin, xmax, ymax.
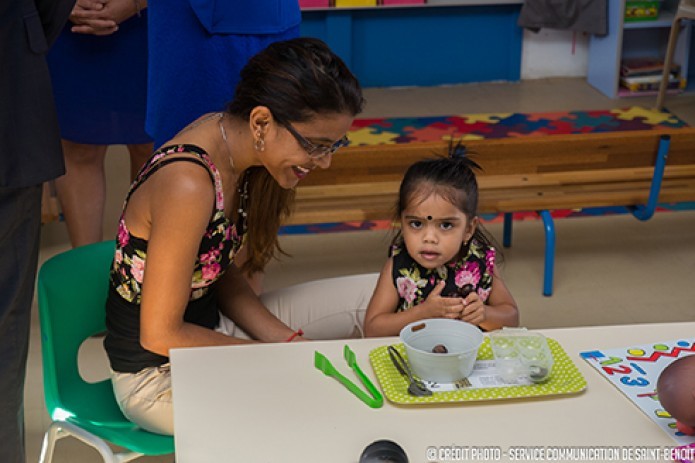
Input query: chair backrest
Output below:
<box><xmin>37</xmin><ymin>240</ymin><xmax>127</xmax><ymax>425</ymax></box>
<box><xmin>680</xmin><ymin>0</ymin><xmax>695</xmax><ymax>15</ymax></box>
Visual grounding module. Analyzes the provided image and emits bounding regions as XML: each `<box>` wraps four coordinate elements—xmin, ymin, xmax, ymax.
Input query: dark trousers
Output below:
<box><xmin>0</xmin><ymin>184</ymin><xmax>42</xmax><ymax>463</ymax></box>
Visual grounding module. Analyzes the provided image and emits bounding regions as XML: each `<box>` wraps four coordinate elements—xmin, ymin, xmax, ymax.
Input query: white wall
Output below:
<box><xmin>521</xmin><ymin>29</ymin><xmax>590</xmax><ymax>79</ymax></box>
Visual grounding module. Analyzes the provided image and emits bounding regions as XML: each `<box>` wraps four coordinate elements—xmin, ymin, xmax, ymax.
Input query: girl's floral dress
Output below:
<box><xmin>390</xmin><ymin>239</ymin><xmax>496</xmax><ymax>312</ymax></box>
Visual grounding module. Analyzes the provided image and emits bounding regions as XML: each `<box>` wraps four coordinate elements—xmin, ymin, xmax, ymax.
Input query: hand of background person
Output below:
<box><xmin>69</xmin><ymin>0</ymin><xmax>117</xmax><ymax>35</ymax></box>
<box><xmin>420</xmin><ymin>281</ymin><xmax>465</xmax><ymax>320</ymax></box>
<box><xmin>69</xmin><ymin>0</ymin><xmax>117</xmax><ymax>36</ymax></box>
<box><xmin>70</xmin><ymin>0</ymin><xmax>145</xmax><ymax>36</ymax></box>
<box><xmin>459</xmin><ymin>291</ymin><xmax>486</xmax><ymax>326</ymax></box>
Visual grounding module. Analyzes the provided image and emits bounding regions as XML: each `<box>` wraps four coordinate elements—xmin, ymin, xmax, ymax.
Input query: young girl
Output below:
<box><xmin>364</xmin><ymin>142</ymin><xmax>519</xmax><ymax>337</ymax></box>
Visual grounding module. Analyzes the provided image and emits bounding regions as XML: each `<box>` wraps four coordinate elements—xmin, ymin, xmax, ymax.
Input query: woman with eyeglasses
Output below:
<box><xmin>103</xmin><ymin>38</ymin><xmax>363</xmax><ymax>436</ymax></box>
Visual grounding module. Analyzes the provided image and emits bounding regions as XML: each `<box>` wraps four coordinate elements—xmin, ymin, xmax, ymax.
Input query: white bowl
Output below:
<box><xmin>399</xmin><ymin>319</ymin><xmax>483</xmax><ymax>383</ymax></box>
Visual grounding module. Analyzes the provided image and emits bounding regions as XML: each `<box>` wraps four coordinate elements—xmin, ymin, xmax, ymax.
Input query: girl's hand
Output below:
<box><xmin>421</xmin><ymin>281</ymin><xmax>465</xmax><ymax>319</ymax></box>
<box><xmin>460</xmin><ymin>291</ymin><xmax>486</xmax><ymax>326</ymax></box>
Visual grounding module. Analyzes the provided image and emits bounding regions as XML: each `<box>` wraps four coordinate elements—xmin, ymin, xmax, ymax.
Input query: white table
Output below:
<box><xmin>171</xmin><ymin>322</ymin><xmax>695</xmax><ymax>463</ymax></box>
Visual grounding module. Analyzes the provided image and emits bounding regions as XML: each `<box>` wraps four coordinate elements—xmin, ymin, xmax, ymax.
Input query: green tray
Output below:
<box><xmin>369</xmin><ymin>337</ymin><xmax>587</xmax><ymax>405</ymax></box>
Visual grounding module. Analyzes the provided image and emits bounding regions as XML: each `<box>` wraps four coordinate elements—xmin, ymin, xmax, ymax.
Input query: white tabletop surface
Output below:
<box><xmin>170</xmin><ymin>322</ymin><xmax>695</xmax><ymax>463</ymax></box>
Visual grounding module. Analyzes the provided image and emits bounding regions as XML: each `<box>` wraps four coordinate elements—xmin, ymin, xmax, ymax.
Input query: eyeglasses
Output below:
<box><xmin>283</xmin><ymin>121</ymin><xmax>349</xmax><ymax>158</ymax></box>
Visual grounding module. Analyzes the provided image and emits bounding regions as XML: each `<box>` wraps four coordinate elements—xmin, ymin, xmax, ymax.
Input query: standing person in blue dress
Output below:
<box><xmin>364</xmin><ymin>143</ymin><xmax>519</xmax><ymax>337</ymax></box>
<box><xmin>145</xmin><ymin>0</ymin><xmax>301</xmax><ymax>150</ymax></box>
<box><xmin>47</xmin><ymin>0</ymin><xmax>151</xmax><ymax>247</ymax></box>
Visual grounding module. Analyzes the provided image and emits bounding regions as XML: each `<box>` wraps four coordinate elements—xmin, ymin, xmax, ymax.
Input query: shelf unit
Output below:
<box><xmin>300</xmin><ymin>1</ymin><xmax>523</xmax><ymax>88</ymax></box>
<box><xmin>588</xmin><ymin>0</ymin><xmax>693</xmax><ymax>98</ymax></box>
<box><xmin>300</xmin><ymin>0</ymin><xmax>523</xmax><ymax>11</ymax></box>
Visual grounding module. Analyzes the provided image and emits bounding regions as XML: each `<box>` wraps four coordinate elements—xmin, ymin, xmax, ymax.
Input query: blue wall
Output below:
<box><xmin>301</xmin><ymin>5</ymin><xmax>523</xmax><ymax>88</ymax></box>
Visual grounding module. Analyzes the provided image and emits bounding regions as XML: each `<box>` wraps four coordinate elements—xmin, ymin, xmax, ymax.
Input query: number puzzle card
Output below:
<box><xmin>581</xmin><ymin>339</ymin><xmax>695</xmax><ymax>446</ymax></box>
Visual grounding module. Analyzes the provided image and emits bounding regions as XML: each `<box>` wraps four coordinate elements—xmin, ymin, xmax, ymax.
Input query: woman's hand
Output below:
<box><xmin>70</xmin><ymin>0</ymin><xmax>145</xmax><ymax>36</ymax></box>
<box><xmin>420</xmin><ymin>281</ymin><xmax>465</xmax><ymax>319</ymax></box>
<box><xmin>460</xmin><ymin>291</ymin><xmax>486</xmax><ymax>326</ymax></box>
<box><xmin>69</xmin><ymin>0</ymin><xmax>118</xmax><ymax>35</ymax></box>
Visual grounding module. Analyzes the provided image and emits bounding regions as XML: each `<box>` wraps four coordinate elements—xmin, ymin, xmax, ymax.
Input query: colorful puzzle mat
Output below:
<box><xmin>347</xmin><ymin>106</ymin><xmax>687</xmax><ymax>145</ymax></box>
<box><xmin>281</xmin><ymin>107</ymin><xmax>693</xmax><ymax>234</ymax></box>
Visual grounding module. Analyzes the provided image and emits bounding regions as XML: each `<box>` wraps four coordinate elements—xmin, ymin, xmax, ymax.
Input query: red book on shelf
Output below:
<box><xmin>299</xmin><ymin>0</ymin><xmax>329</xmax><ymax>7</ymax></box>
<box><xmin>621</xmin><ymin>57</ymin><xmax>680</xmax><ymax>77</ymax></box>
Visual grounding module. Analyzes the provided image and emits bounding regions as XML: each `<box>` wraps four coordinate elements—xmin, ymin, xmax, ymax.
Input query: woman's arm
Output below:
<box><xmin>232</xmin><ymin>245</ymin><xmax>264</xmax><ymax>295</ymax></box>
<box><xmin>215</xmin><ymin>263</ymin><xmax>297</xmax><ymax>343</ymax></box>
<box><xmin>133</xmin><ymin>161</ymin><xmax>256</xmax><ymax>357</ymax></box>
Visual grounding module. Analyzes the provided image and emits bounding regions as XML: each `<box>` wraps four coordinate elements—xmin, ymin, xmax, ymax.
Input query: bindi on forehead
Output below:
<box><xmin>405</xmin><ymin>214</ymin><xmax>461</xmax><ymax>222</ymax></box>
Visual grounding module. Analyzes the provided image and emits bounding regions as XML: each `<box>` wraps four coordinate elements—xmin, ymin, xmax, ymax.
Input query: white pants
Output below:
<box><xmin>111</xmin><ymin>272</ymin><xmax>380</xmax><ymax>435</ymax></box>
<box><xmin>219</xmin><ymin>272</ymin><xmax>380</xmax><ymax>339</ymax></box>
<box><xmin>111</xmin><ymin>363</ymin><xmax>174</xmax><ymax>435</ymax></box>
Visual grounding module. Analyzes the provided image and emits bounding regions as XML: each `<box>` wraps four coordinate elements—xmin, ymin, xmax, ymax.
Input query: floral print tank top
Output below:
<box><xmin>391</xmin><ymin>239</ymin><xmax>496</xmax><ymax>312</ymax></box>
<box><xmin>111</xmin><ymin>144</ymin><xmax>246</xmax><ymax>304</ymax></box>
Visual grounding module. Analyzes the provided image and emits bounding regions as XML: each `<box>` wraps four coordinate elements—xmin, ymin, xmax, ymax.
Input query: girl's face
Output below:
<box><xmin>261</xmin><ymin>111</ymin><xmax>354</xmax><ymax>189</ymax></box>
<box><xmin>401</xmin><ymin>192</ymin><xmax>477</xmax><ymax>269</ymax></box>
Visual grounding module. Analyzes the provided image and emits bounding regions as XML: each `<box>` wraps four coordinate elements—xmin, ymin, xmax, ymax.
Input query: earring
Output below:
<box><xmin>254</xmin><ymin>135</ymin><xmax>265</xmax><ymax>152</ymax></box>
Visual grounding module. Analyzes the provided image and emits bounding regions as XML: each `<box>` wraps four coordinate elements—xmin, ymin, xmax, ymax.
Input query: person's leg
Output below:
<box><xmin>260</xmin><ymin>273</ymin><xmax>380</xmax><ymax>340</ymax></box>
<box><xmin>55</xmin><ymin>140</ymin><xmax>108</xmax><ymax>247</ymax></box>
<box><xmin>110</xmin><ymin>364</ymin><xmax>174</xmax><ymax>436</ymax></box>
<box><xmin>0</xmin><ymin>184</ymin><xmax>42</xmax><ymax>463</ymax></box>
<box><xmin>126</xmin><ymin>142</ymin><xmax>153</xmax><ymax>182</ymax></box>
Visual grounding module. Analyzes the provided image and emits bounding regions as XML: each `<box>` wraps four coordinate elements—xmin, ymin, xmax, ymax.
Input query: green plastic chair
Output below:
<box><xmin>37</xmin><ymin>240</ymin><xmax>174</xmax><ymax>463</ymax></box>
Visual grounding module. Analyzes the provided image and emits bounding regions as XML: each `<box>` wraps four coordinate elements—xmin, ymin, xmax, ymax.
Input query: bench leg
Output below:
<box><xmin>539</xmin><ymin>210</ymin><xmax>555</xmax><ymax>297</ymax></box>
<box><xmin>630</xmin><ymin>134</ymin><xmax>671</xmax><ymax>221</ymax></box>
<box><xmin>503</xmin><ymin>212</ymin><xmax>513</xmax><ymax>247</ymax></box>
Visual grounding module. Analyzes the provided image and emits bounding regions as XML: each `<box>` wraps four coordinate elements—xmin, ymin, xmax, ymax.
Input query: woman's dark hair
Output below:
<box><xmin>392</xmin><ymin>140</ymin><xmax>497</xmax><ymax>256</ymax></box>
<box><xmin>226</xmin><ymin>38</ymin><xmax>364</xmax><ymax>275</ymax></box>
<box><xmin>228</xmin><ymin>37</ymin><xmax>364</xmax><ymax>124</ymax></box>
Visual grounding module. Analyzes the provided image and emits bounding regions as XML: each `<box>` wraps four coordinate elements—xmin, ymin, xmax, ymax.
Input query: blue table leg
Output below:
<box><xmin>630</xmin><ymin>134</ymin><xmax>670</xmax><ymax>221</ymax></box>
<box><xmin>539</xmin><ymin>210</ymin><xmax>555</xmax><ymax>297</ymax></box>
<box><xmin>503</xmin><ymin>212</ymin><xmax>513</xmax><ymax>248</ymax></box>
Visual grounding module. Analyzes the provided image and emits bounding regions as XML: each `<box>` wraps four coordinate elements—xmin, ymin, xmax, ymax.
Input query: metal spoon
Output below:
<box><xmin>387</xmin><ymin>346</ymin><xmax>432</xmax><ymax>397</ymax></box>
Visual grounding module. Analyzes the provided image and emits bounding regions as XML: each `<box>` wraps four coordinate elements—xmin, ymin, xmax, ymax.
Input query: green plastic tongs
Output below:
<box><xmin>314</xmin><ymin>345</ymin><xmax>384</xmax><ymax>408</ymax></box>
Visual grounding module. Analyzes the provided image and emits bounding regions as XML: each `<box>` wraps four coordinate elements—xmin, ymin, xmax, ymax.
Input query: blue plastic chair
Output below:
<box><xmin>37</xmin><ymin>240</ymin><xmax>174</xmax><ymax>462</ymax></box>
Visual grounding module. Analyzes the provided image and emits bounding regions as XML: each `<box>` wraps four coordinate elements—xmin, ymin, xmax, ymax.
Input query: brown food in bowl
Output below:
<box><xmin>432</xmin><ymin>344</ymin><xmax>448</xmax><ymax>354</ymax></box>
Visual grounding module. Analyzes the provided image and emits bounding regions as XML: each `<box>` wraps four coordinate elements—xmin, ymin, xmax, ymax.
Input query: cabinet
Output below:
<box><xmin>588</xmin><ymin>0</ymin><xmax>693</xmax><ymax>98</ymax></box>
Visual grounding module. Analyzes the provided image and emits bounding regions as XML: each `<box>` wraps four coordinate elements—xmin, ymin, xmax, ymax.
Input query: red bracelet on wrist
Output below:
<box><xmin>285</xmin><ymin>329</ymin><xmax>304</xmax><ymax>343</ymax></box>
